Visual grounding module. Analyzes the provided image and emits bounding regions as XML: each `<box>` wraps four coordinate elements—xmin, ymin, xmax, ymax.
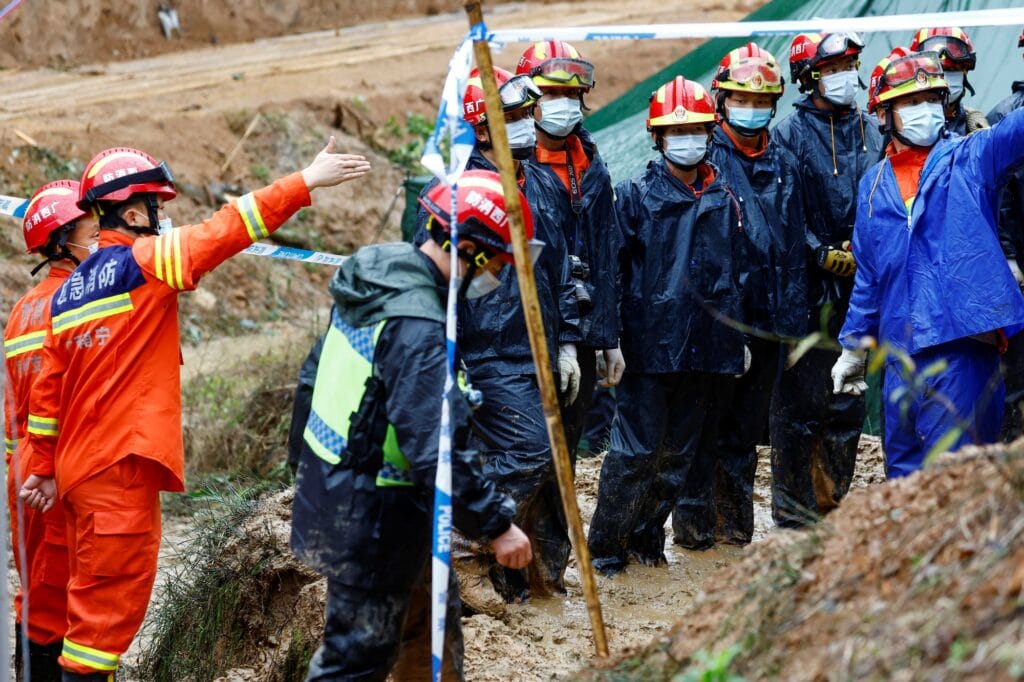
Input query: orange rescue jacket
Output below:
<box><xmin>26</xmin><ymin>173</ymin><xmax>310</xmax><ymax>495</ymax></box>
<box><xmin>4</xmin><ymin>269</ymin><xmax>71</xmax><ymax>463</ymax></box>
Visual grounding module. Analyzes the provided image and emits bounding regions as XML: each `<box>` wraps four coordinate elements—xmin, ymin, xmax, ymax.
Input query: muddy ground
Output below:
<box><xmin>109</xmin><ymin>438</ymin><xmax>885</xmax><ymax>681</ymax></box>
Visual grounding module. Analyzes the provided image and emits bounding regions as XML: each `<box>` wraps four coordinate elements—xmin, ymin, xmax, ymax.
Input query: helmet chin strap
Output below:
<box><xmin>456</xmin><ymin>260</ymin><xmax>479</xmax><ymax>300</ymax></box>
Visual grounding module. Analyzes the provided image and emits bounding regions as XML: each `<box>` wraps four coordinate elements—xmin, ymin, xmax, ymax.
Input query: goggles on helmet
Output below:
<box><xmin>82</xmin><ymin>161</ymin><xmax>176</xmax><ymax>204</ymax></box>
<box><xmin>917</xmin><ymin>35</ymin><xmax>976</xmax><ymax>69</ymax></box>
<box><xmin>499</xmin><ymin>74</ymin><xmax>543</xmax><ymax>111</ymax></box>
<box><xmin>880</xmin><ymin>51</ymin><xmax>945</xmax><ymax>91</ymax></box>
<box><xmin>531</xmin><ymin>58</ymin><xmax>595</xmax><ymax>89</ymax></box>
<box><xmin>723</xmin><ymin>60</ymin><xmax>783</xmax><ymax>90</ymax></box>
<box><xmin>817</xmin><ymin>31</ymin><xmax>865</xmax><ymax>62</ymax></box>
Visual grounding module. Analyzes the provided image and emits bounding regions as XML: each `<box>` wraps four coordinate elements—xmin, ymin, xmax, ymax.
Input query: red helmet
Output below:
<box><xmin>22</xmin><ymin>180</ymin><xmax>87</xmax><ymax>253</ymax></box>
<box><xmin>418</xmin><ymin>170</ymin><xmax>535</xmax><ymax>265</ymax></box>
<box><xmin>789</xmin><ymin>31</ymin><xmax>864</xmax><ymax>86</ymax></box>
<box><xmin>463</xmin><ymin>67</ymin><xmax>541</xmax><ymax>127</ymax></box>
<box><xmin>910</xmin><ymin>27</ymin><xmax>976</xmax><ymax>71</ymax></box>
<box><xmin>78</xmin><ymin>147</ymin><xmax>177</xmax><ymax>209</ymax></box>
<box><xmin>647</xmin><ymin>76</ymin><xmax>718</xmax><ymax>130</ymax></box>
<box><xmin>516</xmin><ymin>41</ymin><xmax>595</xmax><ymax>90</ymax></box>
<box><xmin>712</xmin><ymin>43</ymin><xmax>784</xmax><ymax>95</ymax></box>
<box><xmin>869</xmin><ymin>48</ymin><xmax>948</xmax><ymax>113</ymax></box>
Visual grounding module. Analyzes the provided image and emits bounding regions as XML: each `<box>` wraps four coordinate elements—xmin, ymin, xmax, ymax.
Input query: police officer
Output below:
<box><xmin>770</xmin><ymin>32</ymin><xmax>883</xmax><ymax>527</ymax></box>
<box><xmin>291</xmin><ymin>170</ymin><xmax>533</xmax><ymax>680</ymax></box>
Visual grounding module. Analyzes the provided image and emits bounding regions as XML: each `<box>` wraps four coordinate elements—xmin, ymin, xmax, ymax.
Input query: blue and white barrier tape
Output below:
<box><xmin>484</xmin><ymin>7</ymin><xmax>1024</xmax><ymax>44</ymax></box>
<box><xmin>1</xmin><ymin>196</ymin><xmax>350</xmax><ymax>266</ymax></box>
<box><xmin>0</xmin><ymin>195</ymin><xmax>29</xmax><ymax>220</ymax></box>
<box><xmin>0</xmin><ymin>0</ymin><xmax>27</xmax><ymax>23</ymax></box>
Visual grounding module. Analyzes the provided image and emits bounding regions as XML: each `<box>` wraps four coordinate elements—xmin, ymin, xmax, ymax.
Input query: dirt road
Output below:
<box><xmin>0</xmin><ymin>0</ymin><xmax>759</xmax><ymax>133</ymax></box>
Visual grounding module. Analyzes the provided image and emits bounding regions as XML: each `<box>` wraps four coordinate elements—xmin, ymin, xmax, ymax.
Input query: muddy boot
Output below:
<box><xmin>62</xmin><ymin>672</ymin><xmax>114</xmax><ymax>682</ymax></box>
<box><xmin>454</xmin><ymin>557</ymin><xmax>506</xmax><ymax>618</ymax></box>
<box><xmin>30</xmin><ymin>640</ymin><xmax>64</xmax><ymax>682</ymax></box>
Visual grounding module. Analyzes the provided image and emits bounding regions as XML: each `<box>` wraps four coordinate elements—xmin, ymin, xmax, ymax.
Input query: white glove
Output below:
<box><xmin>558</xmin><ymin>344</ymin><xmax>581</xmax><ymax>405</ymax></box>
<box><xmin>735</xmin><ymin>345</ymin><xmax>752</xmax><ymax>378</ymax></box>
<box><xmin>598</xmin><ymin>346</ymin><xmax>625</xmax><ymax>388</ymax></box>
<box><xmin>831</xmin><ymin>349</ymin><xmax>868</xmax><ymax>395</ymax></box>
<box><xmin>1009</xmin><ymin>259</ymin><xmax>1024</xmax><ymax>291</ymax></box>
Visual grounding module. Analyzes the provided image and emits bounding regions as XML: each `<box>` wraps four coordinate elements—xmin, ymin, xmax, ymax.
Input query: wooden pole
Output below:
<box><xmin>463</xmin><ymin>0</ymin><xmax>609</xmax><ymax>659</ymax></box>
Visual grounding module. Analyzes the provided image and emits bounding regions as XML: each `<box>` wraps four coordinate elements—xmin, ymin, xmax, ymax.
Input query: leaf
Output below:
<box><xmin>924</xmin><ymin>426</ymin><xmax>964</xmax><ymax>465</ymax></box>
<box><xmin>787</xmin><ymin>332</ymin><xmax>822</xmax><ymax>368</ymax></box>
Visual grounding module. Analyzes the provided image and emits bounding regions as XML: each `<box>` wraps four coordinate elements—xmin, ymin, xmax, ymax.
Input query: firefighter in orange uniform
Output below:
<box><xmin>5</xmin><ymin>181</ymin><xmax>99</xmax><ymax>681</ymax></box>
<box><xmin>20</xmin><ymin>140</ymin><xmax>370</xmax><ymax>680</ymax></box>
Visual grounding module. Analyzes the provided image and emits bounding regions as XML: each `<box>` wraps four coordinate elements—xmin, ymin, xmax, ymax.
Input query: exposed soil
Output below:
<box><xmin>121</xmin><ymin>437</ymin><xmax>885</xmax><ymax>681</ymax></box>
<box><xmin>577</xmin><ymin>443</ymin><xmax>1024</xmax><ymax>681</ymax></box>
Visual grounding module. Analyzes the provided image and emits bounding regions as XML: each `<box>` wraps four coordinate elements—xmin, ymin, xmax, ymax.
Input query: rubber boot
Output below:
<box><xmin>62</xmin><ymin>671</ymin><xmax>114</xmax><ymax>682</ymax></box>
<box><xmin>15</xmin><ymin>624</ymin><xmax>24</xmax><ymax>682</ymax></box>
<box><xmin>30</xmin><ymin>641</ymin><xmax>64</xmax><ymax>682</ymax></box>
<box><xmin>453</xmin><ymin>557</ymin><xmax>506</xmax><ymax>618</ymax></box>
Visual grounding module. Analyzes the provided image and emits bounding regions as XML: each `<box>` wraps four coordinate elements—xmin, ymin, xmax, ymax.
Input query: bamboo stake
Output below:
<box><xmin>463</xmin><ymin>0</ymin><xmax>609</xmax><ymax>659</ymax></box>
<box><xmin>220</xmin><ymin>112</ymin><xmax>262</xmax><ymax>176</ymax></box>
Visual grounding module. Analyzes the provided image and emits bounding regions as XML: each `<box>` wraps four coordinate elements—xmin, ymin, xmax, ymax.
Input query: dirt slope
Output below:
<box><xmin>577</xmin><ymin>445</ymin><xmax>1024</xmax><ymax>681</ymax></box>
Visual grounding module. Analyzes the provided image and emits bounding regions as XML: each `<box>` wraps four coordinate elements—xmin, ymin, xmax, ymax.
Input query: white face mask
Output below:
<box><xmin>465</xmin><ymin>269</ymin><xmax>502</xmax><ymax>299</ymax></box>
<box><xmin>157</xmin><ymin>217</ymin><xmax>173</xmax><ymax>236</ymax></box>
<box><xmin>896</xmin><ymin>101</ymin><xmax>945</xmax><ymax>147</ymax></box>
<box><xmin>537</xmin><ymin>98</ymin><xmax>583</xmax><ymax>138</ymax></box>
<box><xmin>944</xmin><ymin>70</ymin><xmax>965</xmax><ymax>102</ymax></box>
<box><xmin>663</xmin><ymin>134</ymin><xmax>708</xmax><ymax>168</ymax></box>
<box><xmin>821</xmin><ymin>70</ymin><xmax>859</xmax><ymax>107</ymax></box>
<box><xmin>506</xmin><ymin>117</ymin><xmax>537</xmax><ymax>159</ymax></box>
<box><xmin>67</xmin><ymin>241</ymin><xmax>99</xmax><ymax>256</ymax></box>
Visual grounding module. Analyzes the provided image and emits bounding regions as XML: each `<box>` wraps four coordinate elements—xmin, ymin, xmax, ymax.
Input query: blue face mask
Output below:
<box><xmin>896</xmin><ymin>101</ymin><xmax>945</xmax><ymax>147</ymax></box>
<box><xmin>727</xmin><ymin>106</ymin><xmax>773</xmax><ymax>133</ymax></box>
<box><xmin>663</xmin><ymin>134</ymin><xmax>708</xmax><ymax>168</ymax></box>
<box><xmin>821</xmin><ymin>70</ymin><xmax>859</xmax><ymax>107</ymax></box>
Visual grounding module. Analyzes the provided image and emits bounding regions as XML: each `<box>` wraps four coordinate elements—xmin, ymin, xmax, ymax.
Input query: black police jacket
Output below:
<box><xmin>291</xmin><ymin>247</ymin><xmax>515</xmax><ymax>591</ymax></box>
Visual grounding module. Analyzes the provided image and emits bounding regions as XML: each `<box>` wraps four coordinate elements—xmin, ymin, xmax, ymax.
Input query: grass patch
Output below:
<box><xmin>135</xmin><ymin>480</ymin><xmax>286</xmax><ymax>681</ymax></box>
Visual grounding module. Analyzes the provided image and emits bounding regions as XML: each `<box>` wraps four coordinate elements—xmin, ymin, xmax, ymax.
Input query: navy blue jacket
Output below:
<box><xmin>772</xmin><ymin>95</ymin><xmax>884</xmax><ymax>317</ymax></box>
<box><xmin>841</xmin><ymin>107</ymin><xmax>1024</xmax><ymax>355</ymax></box>
<box><xmin>988</xmin><ymin>82</ymin><xmax>1024</xmax><ymax>263</ymax></box>
<box><xmin>531</xmin><ymin>128</ymin><xmax>623</xmax><ymax>349</ymax></box>
<box><xmin>616</xmin><ymin>158</ymin><xmax>747</xmax><ymax>375</ymax></box>
<box><xmin>709</xmin><ymin>126</ymin><xmax>808</xmax><ymax>339</ymax></box>
<box><xmin>414</xmin><ymin>148</ymin><xmax>580</xmax><ymax>378</ymax></box>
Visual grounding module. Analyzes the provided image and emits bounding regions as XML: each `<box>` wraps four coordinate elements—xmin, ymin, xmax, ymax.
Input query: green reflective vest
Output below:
<box><xmin>303</xmin><ymin>311</ymin><xmax>412</xmax><ymax>487</ymax></box>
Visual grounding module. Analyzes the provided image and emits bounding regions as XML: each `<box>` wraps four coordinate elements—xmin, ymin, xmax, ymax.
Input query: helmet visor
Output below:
<box><xmin>818</xmin><ymin>31</ymin><xmax>865</xmax><ymax>61</ymax></box>
<box><xmin>725</xmin><ymin>60</ymin><xmax>783</xmax><ymax>89</ymax></box>
<box><xmin>882</xmin><ymin>51</ymin><xmax>944</xmax><ymax>90</ymax></box>
<box><xmin>532</xmin><ymin>58</ymin><xmax>595</xmax><ymax>88</ymax></box>
<box><xmin>918</xmin><ymin>35</ymin><xmax>975</xmax><ymax>68</ymax></box>
<box><xmin>499</xmin><ymin>74</ymin><xmax>542</xmax><ymax>111</ymax></box>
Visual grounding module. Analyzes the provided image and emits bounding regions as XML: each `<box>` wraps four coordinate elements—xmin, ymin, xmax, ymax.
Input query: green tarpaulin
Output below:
<box><xmin>589</xmin><ymin>0</ymin><xmax>1023</xmax><ymax>184</ymax></box>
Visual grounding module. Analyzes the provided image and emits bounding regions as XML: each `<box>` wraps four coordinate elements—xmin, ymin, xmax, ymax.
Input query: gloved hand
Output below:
<box><xmin>598</xmin><ymin>346</ymin><xmax>625</xmax><ymax>388</ymax></box>
<box><xmin>734</xmin><ymin>344</ymin><xmax>752</xmax><ymax>378</ymax></box>
<box><xmin>830</xmin><ymin>348</ymin><xmax>868</xmax><ymax>395</ymax></box>
<box><xmin>1008</xmin><ymin>259</ymin><xmax>1024</xmax><ymax>291</ymax></box>
<box><xmin>558</xmin><ymin>344</ymin><xmax>581</xmax><ymax>405</ymax></box>
<box><xmin>816</xmin><ymin>240</ymin><xmax>856</xmax><ymax>277</ymax></box>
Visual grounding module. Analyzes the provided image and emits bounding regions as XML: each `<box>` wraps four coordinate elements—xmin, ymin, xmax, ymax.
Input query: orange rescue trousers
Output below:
<box><xmin>59</xmin><ymin>455</ymin><xmax>163</xmax><ymax>675</ymax></box>
<box><xmin>7</xmin><ymin>451</ymin><xmax>70</xmax><ymax>645</ymax></box>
